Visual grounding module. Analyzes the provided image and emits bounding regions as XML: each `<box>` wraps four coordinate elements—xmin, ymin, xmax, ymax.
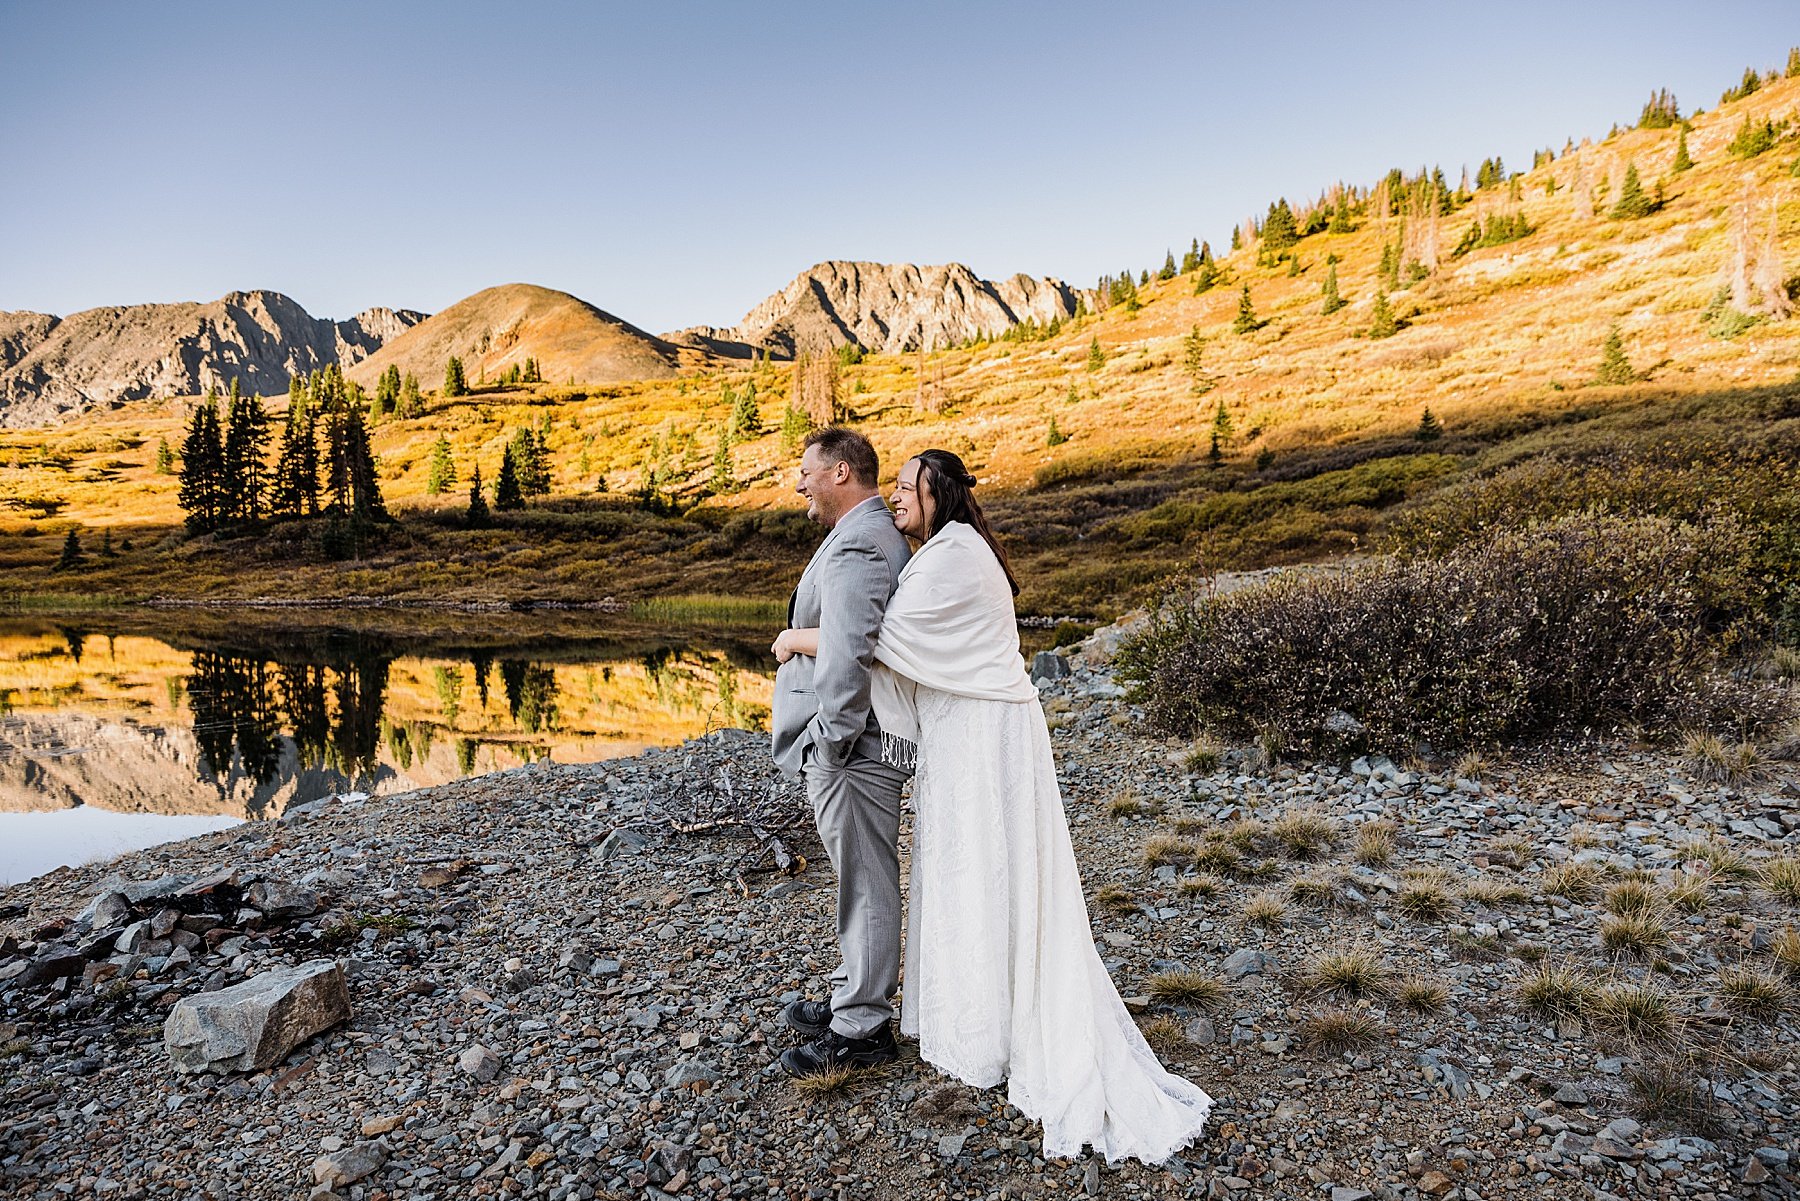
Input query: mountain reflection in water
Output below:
<box><xmin>0</xmin><ymin>613</ymin><xmax>775</xmax><ymax>883</ymax></box>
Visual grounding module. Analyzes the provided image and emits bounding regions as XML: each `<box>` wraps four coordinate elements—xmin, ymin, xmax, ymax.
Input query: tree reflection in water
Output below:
<box><xmin>186</xmin><ymin>642</ymin><xmax>394</xmax><ymax>803</ymax></box>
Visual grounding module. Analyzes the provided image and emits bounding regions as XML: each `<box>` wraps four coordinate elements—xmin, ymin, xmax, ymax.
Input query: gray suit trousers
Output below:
<box><xmin>805</xmin><ymin>747</ymin><xmax>909</xmax><ymax>1038</ymax></box>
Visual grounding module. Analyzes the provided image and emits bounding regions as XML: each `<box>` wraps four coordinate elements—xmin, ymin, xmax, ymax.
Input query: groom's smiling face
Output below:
<box><xmin>796</xmin><ymin>445</ymin><xmax>850</xmax><ymax>525</ymax></box>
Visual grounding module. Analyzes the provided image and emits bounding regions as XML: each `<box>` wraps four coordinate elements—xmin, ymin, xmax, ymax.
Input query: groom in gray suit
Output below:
<box><xmin>769</xmin><ymin>428</ymin><xmax>912</xmax><ymax>1077</ymax></box>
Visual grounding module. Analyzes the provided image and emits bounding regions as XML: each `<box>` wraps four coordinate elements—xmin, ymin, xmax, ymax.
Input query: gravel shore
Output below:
<box><xmin>3</xmin><ymin>636</ymin><xmax>1797</xmax><ymax>1201</ymax></box>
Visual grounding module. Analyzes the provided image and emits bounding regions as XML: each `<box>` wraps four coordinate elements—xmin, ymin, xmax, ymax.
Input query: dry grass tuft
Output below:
<box><xmin>1675</xmin><ymin>837</ymin><xmax>1755</xmax><ymax>880</ymax></box>
<box><xmin>1626</xmin><ymin>1057</ymin><xmax>1720</xmax><ymax>1132</ymax></box>
<box><xmin>1760</xmin><ymin>856</ymin><xmax>1800</xmax><ymax>905</ymax></box>
<box><xmin>1717</xmin><ymin>965</ymin><xmax>1791</xmax><ymax>1020</ymax></box>
<box><xmin>1169</xmin><ymin>815</ymin><xmax>1211</xmax><ymax>836</ymax></box>
<box><xmin>1243</xmin><ymin>892</ymin><xmax>1288</xmax><ymax>929</ymax></box>
<box><xmin>1194</xmin><ymin>841</ymin><xmax>1242</xmax><ymax>877</ymax></box>
<box><xmin>1146</xmin><ymin>970</ymin><xmax>1229</xmax><ymax>1010</ymax></box>
<box><xmin>1396</xmin><ymin>879</ymin><xmax>1455</xmax><ymax>921</ymax></box>
<box><xmin>1604</xmin><ymin>880</ymin><xmax>1660</xmax><ymax>917</ymax></box>
<box><xmin>1485</xmin><ymin>833</ymin><xmax>1534</xmax><ymax>869</ymax></box>
<box><xmin>1271</xmin><ymin>810</ymin><xmax>1338</xmax><ymax>860</ymax></box>
<box><xmin>1587</xmin><ymin>982</ymin><xmax>1679</xmax><ymax>1044</ymax></box>
<box><xmin>1138</xmin><ymin>1015</ymin><xmax>1188</xmax><ymax>1054</ymax></box>
<box><xmin>1517</xmin><ymin>964</ymin><xmax>1595</xmax><ymax>1020</ymax></box>
<box><xmin>1181</xmin><ymin>736</ymin><xmax>1223</xmax><ymax>774</ymax></box>
<box><xmin>1567</xmin><ymin>824</ymin><xmax>1605</xmax><ymax>850</ymax></box>
<box><xmin>1600</xmin><ymin>911</ymin><xmax>1669</xmax><ymax>956</ymax></box>
<box><xmin>1178</xmin><ymin>874</ymin><xmax>1223</xmax><ymax>898</ymax></box>
<box><xmin>1541</xmin><ymin>861</ymin><xmax>1604</xmax><ymax>902</ymax></box>
<box><xmin>1302</xmin><ymin>945</ymin><xmax>1392</xmax><ymax>998</ymax></box>
<box><xmin>1772</xmin><ymin>927</ymin><xmax>1800</xmax><ymax>975</ymax></box>
<box><xmin>1395</xmin><ymin>977</ymin><xmax>1450</xmax><ymax>1012</ymax></box>
<box><xmin>1353</xmin><ymin>820</ymin><xmax>1397</xmax><ymax>867</ymax></box>
<box><xmin>1681</xmin><ymin>730</ymin><xmax>1763</xmax><ymax>784</ymax></box>
<box><xmin>1298</xmin><ymin>1009</ymin><xmax>1382</xmax><ymax>1054</ymax></box>
<box><xmin>791</xmin><ymin>1064</ymin><xmax>859</xmax><ymax>1095</ymax></box>
<box><xmin>1093</xmin><ymin>884</ymin><xmax>1139</xmax><ymax>914</ymax></box>
<box><xmin>1461</xmin><ymin>877</ymin><xmax>1530</xmax><ymax>906</ymax></box>
<box><xmin>1666</xmin><ymin>875</ymin><xmax>1711</xmax><ymax>913</ymax></box>
<box><xmin>1107</xmin><ymin>789</ymin><xmax>1149</xmax><ymax>819</ymax></box>
<box><xmin>1289</xmin><ymin>868</ymin><xmax>1352</xmax><ymax>909</ymax></box>
<box><xmin>1141</xmin><ymin>834</ymin><xmax>1198</xmax><ymax>869</ymax></box>
<box><xmin>1222</xmin><ymin>818</ymin><xmax>1269</xmax><ymax>852</ymax></box>
<box><xmin>1452</xmin><ymin>750</ymin><xmax>1487</xmax><ymax>780</ymax></box>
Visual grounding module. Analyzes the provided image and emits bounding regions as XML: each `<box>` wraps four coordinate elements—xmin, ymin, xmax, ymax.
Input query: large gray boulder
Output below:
<box><xmin>163</xmin><ymin>959</ymin><xmax>350</xmax><ymax>1074</ymax></box>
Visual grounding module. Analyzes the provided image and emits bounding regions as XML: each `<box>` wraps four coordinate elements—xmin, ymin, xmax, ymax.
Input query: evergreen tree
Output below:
<box><xmin>1262</xmin><ymin>198</ymin><xmax>1299</xmax><ymax>251</ymax></box>
<box><xmin>728</xmin><ymin>382</ymin><xmax>763</xmax><ymax>438</ymax></box>
<box><xmin>1595</xmin><ymin>324</ymin><xmax>1635</xmax><ymax>385</ymax></box>
<box><xmin>221</xmin><ymin>383</ymin><xmax>271</xmax><ymax>524</ymax></box>
<box><xmin>466</xmin><ymin>464</ymin><xmax>490</xmax><ymax>527</ymax></box>
<box><xmin>374</xmin><ymin>365</ymin><xmax>400</xmax><ymax>418</ymax></box>
<box><xmin>1378</xmin><ymin>239</ymin><xmax>1400</xmax><ymax>290</ymax></box>
<box><xmin>1159</xmin><ymin>250</ymin><xmax>1177</xmax><ymax>280</ymax></box>
<box><xmin>1637</xmin><ymin>88</ymin><xmax>1680</xmax><ymax>129</ymax></box>
<box><xmin>1321</xmin><ymin>261</ymin><xmax>1346</xmax><ymax>314</ymax></box>
<box><xmin>1182</xmin><ymin>324</ymin><xmax>1210</xmax><ymax>394</ymax></box>
<box><xmin>154</xmin><ymin>437</ymin><xmax>174</xmax><ymax>475</ymax></box>
<box><xmin>1789</xmin><ymin>47</ymin><xmax>1800</xmax><ymax>78</ymax></box>
<box><xmin>1673</xmin><ymin>127</ymin><xmax>1694</xmax><ymax>172</ymax></box>
<box><xmin>1609</xmin><ymin>161</ymin><xmax>1655</xmax><ymax>219</ymax></box>
<box><xmin>398</xmin><ymin>372</ymin><xmax>423</xmax><ymax>418</ymax></box>
<box><xmin>1727</xmin><ymin>114</ymin><xmax>1778</xmax><ymax>159</ymax></box>
<box><xmin>342</xmin><ymin>409</ymin><xmax>386</xmax><ymax>522</ymax></box>
<box><xmin>1232</xmin><ymin>285</ymin><xmax>1263</xmax><ymax>334</ymax></box>
<box><xmin>1230</xmin><ymin>225</ymin><xmax>1242</xmax><ymax>252</ymax></box>
<box><xmin>1087</xmin><ymin>337</ymin><xmax>1105</xmax><ymax>372</ymax></box>
<box><xmin>444</xmin><ymin>356</ymin><xmax>469</xmax><ymax>397</ymax></box>
<box><xmin>426</xmin><ymin>435</ymin><xmax>457</xmax><ymax>495</ymax></box>
<box><xmin>1207</xmin><ymin>431</ymin><xmax>1223</xmax><ymax>467</ymax></box>
<box><xmin>508</xmin><ymin>427</ymin><xmax>550</xmax><ymax>495</ymax></box>
<box><xmin>1369</xmin><ymin>290</ymin><xmax>1399</xmax><ymax>339</ymax></box>
<box><xmin>1181</xmin><ymin>238</ymin><xmax>1201</xmax><ymax>274</ymax></box>
<box><xmin>176</xmin><ymin>391</ymin><xmax>225</xmax><ymax>532</ymax></box>
<box><xmin>710</xmin><ymin>433</ymin><xmax>735</xmax><ymax>494</ymax></box>
<box><xmin>56</xmin><ymin>526</ymin><xmax>84</xmax><ymax>570</ymax></box>
<box><xmin>1211</xmin><ymin>398</ymin><xmax>1233</xmax><ymax>445</ymax></box>
<box><xmin>1046</xmin><ymin>415</ymin><xmax>1067</xmax><ymax>447</ymax></box>
<box><xmin>779</xmin><ymin>403</ymin><xmax>811</xmax><ymax>455</ymax></box>
<box><xmin>494</xmin><ymin>445</ymin><xmax>526</xmax><ymax>510</ymax></box>
<box><xmin>1416</xmin><ymin>408</ymin><xmax>1443</xmax><ymax>441</ymax></box>
<box><xmin>1329</xmin><ymin>193</ymin><xmax>1354</xmax><ymax>234</ymax></box>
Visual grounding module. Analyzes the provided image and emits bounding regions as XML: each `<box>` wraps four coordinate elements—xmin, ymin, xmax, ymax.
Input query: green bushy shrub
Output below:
<box><xmin>1118</xmin><ymin>514</ymin><xmax>1788</xmax><ymax>754</ymax></box>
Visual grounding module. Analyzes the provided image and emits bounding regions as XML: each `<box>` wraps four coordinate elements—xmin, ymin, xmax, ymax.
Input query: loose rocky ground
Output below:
<box><xmin>2</xmin><ymin>636</ymin><xmax>1797</xmax><ymax>1201</ymax></box>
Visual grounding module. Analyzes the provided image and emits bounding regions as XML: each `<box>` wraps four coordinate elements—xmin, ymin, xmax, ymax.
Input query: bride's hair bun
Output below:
<box><xmin>961</xmin><ymin>472</ymin><xmax>977</xmax><ymax>488</ymax></box>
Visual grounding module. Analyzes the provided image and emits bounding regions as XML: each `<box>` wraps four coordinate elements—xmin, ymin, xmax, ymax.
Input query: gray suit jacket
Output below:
<box><xmin>770</xmin><ymin>495</ymin><xmax>912</xmax><ymax>778</ymax></box>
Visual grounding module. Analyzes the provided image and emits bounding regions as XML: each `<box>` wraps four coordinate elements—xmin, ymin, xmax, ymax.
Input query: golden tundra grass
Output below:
<box><xmin>10</xmin><ymin>79</ymin><xmax>1800</xmax><ymax>617</ymax></box>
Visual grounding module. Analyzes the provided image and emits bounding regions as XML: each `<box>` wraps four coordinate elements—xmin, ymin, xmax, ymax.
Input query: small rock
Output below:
<box><xmin>1183</xmin><ymin>1017</ymin><xmax>1216</xmax><ymax>1047</ymax></box>
<box><xmin>360</xmin><ymin>1115</ymin><xmax>404</xmax><ymax>1136</ymax></box>
<box><xmin>1219</xmin><ymin>948</ymin><xmax>1272</xmax><ymax>979</ymax></box>
<box><xmin>163</xmin><ymin>959</ymin><xmax>350</xmax><ymax>1074</ymax></box>
<box><xmin>1553</xmin><ymin>1083</ymin><xmax>1589</xmax><ymax>1106</ymax></box>
<box><xmin>937</xmin><ymin>1132</ymin><xmax>967</xmax><ymax>1159</ymax></box>
<box><xmin>459</xmin><ymin>1044</ymin><xmax>502</xmax><ymax>1082</ymax></box>
<box><xmin>596</xmin><ymin>828</ymin><xmax>650</xmax><ymax>862</ymax></box>
<box><xmin>664</xmin><ymin>1059</ymin><xmax>720</xmax><ymax>1088</ymax></box>
<box><xmin>312</xmin><ymin>1141</ymin><xmax>386</xmax><ymax>1190</ymax></box>
<box><xmin>245</xmin><ymin>879</ymin><xmax>320</xmax><ymax>920</ymax></box>
<box><xmin>1031</xmin><ymin>651</ymin><xmax>1072</xmax><ymax>684</ymax></box>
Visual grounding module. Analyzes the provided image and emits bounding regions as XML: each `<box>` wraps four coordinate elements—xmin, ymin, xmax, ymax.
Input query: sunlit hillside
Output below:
<box><xmin>4</xmin><ymin>62</ymin><xmax>1799</xmax><ymax>616</ymax></box>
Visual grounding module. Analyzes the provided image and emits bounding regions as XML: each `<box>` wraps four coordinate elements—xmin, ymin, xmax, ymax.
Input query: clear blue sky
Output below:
<box><xmin>2</xmin><ymin>2</ymin><xmax>1794</xmax><ymax>332</ymax></box>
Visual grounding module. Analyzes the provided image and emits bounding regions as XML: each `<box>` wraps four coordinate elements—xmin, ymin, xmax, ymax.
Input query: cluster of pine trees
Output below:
<box><xmin>176</xmin><ymin>368</ymin><xmax>387</xmax><ymax>553</ymax></box>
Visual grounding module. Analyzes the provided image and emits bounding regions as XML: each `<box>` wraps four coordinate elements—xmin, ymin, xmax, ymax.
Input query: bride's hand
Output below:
<box><xmin>772</xmin><ymin>627</ymin><xmax>820</xmax><ymax>663</ymax></box>
<box><xmin>772</xmin><ymin>629</ymin><xmax>798</xmax><ymax>663</ymax></box>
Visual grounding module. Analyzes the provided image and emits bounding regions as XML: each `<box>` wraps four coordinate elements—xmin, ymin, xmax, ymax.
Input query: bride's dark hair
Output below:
<box><xmin>911</xmin><ymin>448</ymin><xmax>1020</xmax><ymax>596</ymax></box>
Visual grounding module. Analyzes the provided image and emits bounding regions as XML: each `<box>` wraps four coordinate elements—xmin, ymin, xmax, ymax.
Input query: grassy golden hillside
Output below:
<box><xmin>4</xmin><ymin>66</ymin><xmax>1800</xmax><ymax>617</ymax></box>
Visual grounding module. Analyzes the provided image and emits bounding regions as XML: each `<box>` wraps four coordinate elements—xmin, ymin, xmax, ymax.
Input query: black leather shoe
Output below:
<box><xmin>782</xmin><ymin>999</ymin><xmax>833</xmax><ymax>1039</ymax></box>
<box><xmin>778</xmin><ymin>1022</ymin><xmax>898</xmax><ymax>1078</ymax></box>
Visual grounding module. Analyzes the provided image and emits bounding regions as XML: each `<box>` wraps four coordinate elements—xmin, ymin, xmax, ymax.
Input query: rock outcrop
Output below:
<box><xmin>347</xmin><ymin>283</ymin><xmax>680</xmax><ymax>390</ymax></box>
<box><xmin>678</xmin><ymin>261</ymin><xmax>1098</xmax><ymax>358</ymax></box>
<box><xmin>0</xmin><ymin>291</ymin><xmax>424</xmax><ymax>428</ymax></box>
<box><xmin>163</xmin><ymin>958</ymin><xmax>350</xmax><ymax>1073</ymax></box>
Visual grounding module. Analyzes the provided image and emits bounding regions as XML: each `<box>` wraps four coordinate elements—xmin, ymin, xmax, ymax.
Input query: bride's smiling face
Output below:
<box><xmin>890</xmin><ymin>458</ymin><xmax>934</xmax><ymax>540</ymax></box>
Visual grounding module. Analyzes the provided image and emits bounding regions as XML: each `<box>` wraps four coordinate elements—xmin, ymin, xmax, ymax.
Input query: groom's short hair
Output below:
<box><xmin>804</xmin><ymin>427</ymin><xmax>879</xmax><ymax>487</ymax></box>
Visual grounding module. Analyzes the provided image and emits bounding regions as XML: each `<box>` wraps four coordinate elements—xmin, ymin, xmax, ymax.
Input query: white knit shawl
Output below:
<box><xmin>871</xmin><ymin>520</ymin><xmax>1039</xmax><ymax>769</ymax></box>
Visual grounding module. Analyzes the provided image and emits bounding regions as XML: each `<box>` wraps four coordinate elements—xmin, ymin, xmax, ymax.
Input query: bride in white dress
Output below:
<box><xmin>779</xmin><ymin>448</ymin><xmax>1212</xmax><ymax>1165</ymax></box>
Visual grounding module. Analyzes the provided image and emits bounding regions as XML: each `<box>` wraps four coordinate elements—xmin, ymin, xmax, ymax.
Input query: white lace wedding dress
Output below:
<box><xmin>878</xmin><ymin>524</ymin><xmax>1212</xmax><ymax>1165</ymax></box>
